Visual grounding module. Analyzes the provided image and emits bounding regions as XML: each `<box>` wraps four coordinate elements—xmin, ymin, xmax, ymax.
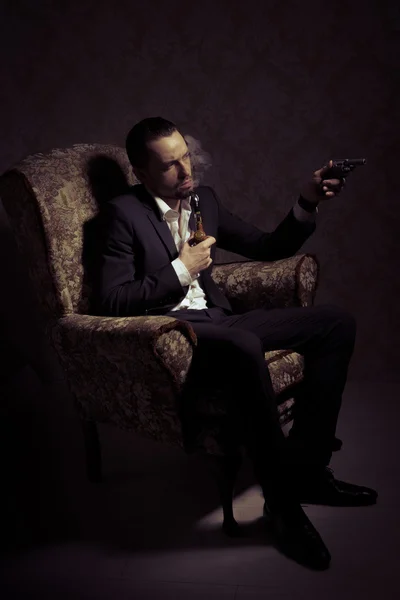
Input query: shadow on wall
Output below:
<box><xmin>80</xmin><ymin>155</ymin><xmax>131</xmax><ymax>315</ymax></box>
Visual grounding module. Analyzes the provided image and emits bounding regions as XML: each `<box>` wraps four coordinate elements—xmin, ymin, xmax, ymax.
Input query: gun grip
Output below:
<box><xmin>323</xmin><ymin>166</ymin><xmax>355</xmax><ymax>181</ymax></box>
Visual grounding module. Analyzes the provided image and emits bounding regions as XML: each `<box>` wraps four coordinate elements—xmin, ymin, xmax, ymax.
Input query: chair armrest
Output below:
<box><xmin>211</xmin><ymin>253</ymin><xmax>319</xmax><ymax>312</ymax></box>
<box><xmin>50</xmin><ymin>314</ymin><xmax>198</xmax><ymax>444</ymax></box>
<box><xmin>52</xmin><ymin>313</ymin><xmax>197</xmax><ymax>390</ymax></box>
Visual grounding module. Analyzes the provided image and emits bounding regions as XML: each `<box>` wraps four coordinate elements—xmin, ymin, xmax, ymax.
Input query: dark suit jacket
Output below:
<box><xmin>93</xmin><ymin>184</ymin><xmax>316</xmax><ymax>317</ymax></box>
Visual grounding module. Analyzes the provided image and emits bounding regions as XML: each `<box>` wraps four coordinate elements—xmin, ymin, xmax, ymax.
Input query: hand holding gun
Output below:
<box><xmin>322</xmin><ymin>158</ymin><xmax>367</xmax><ymax>181</ymax></box>
<box><xmin>315</xmin><ymin>158</ymin><xmax>367</xmax><ymax>200</ymax></box>
<box><xmin>299</xmin><ymin>157</ymin><xmax>367</xmax><ymax>207</ymax></box>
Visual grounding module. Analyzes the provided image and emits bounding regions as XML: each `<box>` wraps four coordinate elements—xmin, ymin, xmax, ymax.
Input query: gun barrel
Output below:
<box><xmin>333</xmin><ymin>158</ymin><xmax>367</xmax><ymax>165</ymax></box>
<box><xmin>348</xmin><ymin>158</ymin><xmax>366</xmax><ymax>165</ymax></box>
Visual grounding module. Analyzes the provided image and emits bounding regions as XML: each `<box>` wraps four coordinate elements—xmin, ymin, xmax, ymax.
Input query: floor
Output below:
<box><xmin>0</xmin><ymin>372</ymin><xmax>399</xmax><ymax>599</ymax></box>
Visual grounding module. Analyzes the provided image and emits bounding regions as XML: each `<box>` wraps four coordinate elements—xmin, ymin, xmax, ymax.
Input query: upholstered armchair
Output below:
<box><xmin>0</xmin><ymin>144</ymin><xmax>319</xmax><ymax>531</ymax></box>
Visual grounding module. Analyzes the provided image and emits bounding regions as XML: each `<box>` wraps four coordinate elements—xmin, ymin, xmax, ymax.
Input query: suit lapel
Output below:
<box><xmin>147</xmin><ymin>212</ymin><xmax>178</xmax><ymax>259</ymax></box>
<box><xmin>136</xmin><ymin>185</ymin><xmax>200</xmax><ymax>259</ymax></box>
<box><xmin>135</xmin><ymin>185</ymin><xmax>179</xmax><ymax>260</ymax></box>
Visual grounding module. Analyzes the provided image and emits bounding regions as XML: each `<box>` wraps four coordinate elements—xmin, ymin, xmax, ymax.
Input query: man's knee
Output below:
<box><xmin>318</xmin><ymin>304</ymin><xmax>357</xmax><ymax>343</ymax></box>
<box><xmin>223</xmin><ymin>329</ymin><xmax>264</xmax><ymax>364</ymax></box>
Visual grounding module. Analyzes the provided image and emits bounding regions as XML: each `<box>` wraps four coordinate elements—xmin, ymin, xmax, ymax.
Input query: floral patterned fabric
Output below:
<box><xmin>0</xmin><ymin>144</ymin><xmax>136</xmax><ymax>319</ymax></box>
<box><xmin>211</xmin><ymin>255</ymin><xmax>319</xmax><ymax>313</ymax></box>
<box><xmin>0</xmin><ymin>144</ymin><xmax>319</xmax><ymax>456</ymax></box>
<box><xmin>52</xmin><ymin>313</ymin><xmax>197</xmax><ymax>447</ymax></box>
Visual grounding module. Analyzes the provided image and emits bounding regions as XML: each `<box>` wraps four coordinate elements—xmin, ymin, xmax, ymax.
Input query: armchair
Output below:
<box><xmin>0</xmin><ymin>144</ymin><xmax>319</xmax><ymax>529</ymax></box>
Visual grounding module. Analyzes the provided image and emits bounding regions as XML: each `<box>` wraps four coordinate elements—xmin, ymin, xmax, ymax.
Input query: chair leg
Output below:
<box><xmin>82</xmin><ymin>420</ymin><xmax>102</xmax><ymax>483</ymax></box>
<box><xmin>206</xmin><ymin>453</ymin><xmax>242</xmax><ymax>537</ymax></box>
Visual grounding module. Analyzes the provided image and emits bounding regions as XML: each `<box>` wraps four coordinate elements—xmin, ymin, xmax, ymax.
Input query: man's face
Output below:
<box><xmin>135</xmin><ymin>130</ymin><xmax>194</xmax><ymax>200</ymax></box>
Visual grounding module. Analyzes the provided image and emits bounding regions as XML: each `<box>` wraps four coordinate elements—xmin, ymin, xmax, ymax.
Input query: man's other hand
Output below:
<box><xmin>300</xmin><ymin>160</ymin><xmax>346</xmax><ymax>205</ymax></box>
<box><xmin>179</xmin><ymin>234</ymin><xmax>216</xmax><ymax>278</ymax></box>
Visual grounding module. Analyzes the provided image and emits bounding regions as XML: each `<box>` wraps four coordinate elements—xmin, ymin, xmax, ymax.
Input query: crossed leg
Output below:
<box><xmin>176</xmin><ymin>303</ymin><xmax>356</xmax><ymax>472</ymax></box>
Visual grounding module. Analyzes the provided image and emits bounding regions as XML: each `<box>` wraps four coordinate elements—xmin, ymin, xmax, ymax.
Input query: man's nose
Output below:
<box><xmin>178</xmin><ymin>162</ymin><xmax>190</xmax><ymax>178</ymax></box>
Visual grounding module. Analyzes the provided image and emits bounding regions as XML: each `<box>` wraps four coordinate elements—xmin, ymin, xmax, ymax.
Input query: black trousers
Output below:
<box><xmin>169</xmin><ymin>304</ymin><xmax>356</xmax><ymax>500</ymax></box>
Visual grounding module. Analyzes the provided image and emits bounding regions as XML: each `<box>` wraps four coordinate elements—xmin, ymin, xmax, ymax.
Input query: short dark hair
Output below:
<box><xmin>125</xmin><ymin>117</ymin><xmax>178</xmax><ymax>168</ymax></box>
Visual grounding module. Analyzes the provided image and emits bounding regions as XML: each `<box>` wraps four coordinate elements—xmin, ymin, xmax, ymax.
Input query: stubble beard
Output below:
<box><xmin>175</xmin><ymin>188</ymin><xmax>192</xmax><ymax>199</ymax></box>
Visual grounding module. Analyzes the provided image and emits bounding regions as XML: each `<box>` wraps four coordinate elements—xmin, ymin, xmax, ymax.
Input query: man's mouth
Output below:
<box><xmin>179</xmin><ymin>179</ymin><xmax>192</xmax><ymax>188</ymax></box>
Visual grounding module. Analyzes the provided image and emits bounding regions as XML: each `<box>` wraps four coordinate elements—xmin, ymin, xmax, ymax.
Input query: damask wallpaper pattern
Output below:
<box><xmin>0</xmin><ymin>0</ymin><xmax>399</xmax><ymax>380</ymax></box>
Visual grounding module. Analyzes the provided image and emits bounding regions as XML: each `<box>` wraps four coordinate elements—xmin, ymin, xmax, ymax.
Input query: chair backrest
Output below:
<box><xmin>0</xmin><ymin>144</ymin><xmax>136</xmax><ymax>321</ymax></box>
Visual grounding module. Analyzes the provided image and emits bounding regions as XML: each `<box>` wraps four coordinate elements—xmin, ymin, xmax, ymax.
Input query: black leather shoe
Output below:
<box><xmin>298</xmin><ymin>467</ymin><xmax>378</xmax><ymax>506</ymax></box>
<box><xmin>263</xmin><ymin>502</ymin><xmax>331</xmax><ymax>570</ymax></box>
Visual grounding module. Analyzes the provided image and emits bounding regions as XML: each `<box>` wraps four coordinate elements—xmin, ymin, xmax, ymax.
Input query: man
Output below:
<box><xmin>95</xmin><ymin>117</ymin><xmax>377</xmax><ymax>571</ymax></box>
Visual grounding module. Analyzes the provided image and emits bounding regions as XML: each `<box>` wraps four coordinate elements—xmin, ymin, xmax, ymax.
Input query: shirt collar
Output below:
<box><xmin>146</xmin><ymin>187</ymin><xmax>192</xmax><ymax>221</ymax></box>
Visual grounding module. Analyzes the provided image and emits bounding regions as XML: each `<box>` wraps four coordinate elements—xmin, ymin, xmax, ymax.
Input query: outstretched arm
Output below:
<box><xmin>213</xmin><ymin>188</ymin><xmax>316</xmax><ymax>261</ymax></box>
<box><xmin>213</xmin><ymin>159</ymin><xmax>347</xmax><ymax>260</ymax></box>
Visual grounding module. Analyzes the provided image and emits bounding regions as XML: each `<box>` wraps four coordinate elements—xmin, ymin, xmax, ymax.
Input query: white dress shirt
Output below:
<box><xmin>150</xmin><ymin>191</ymin><xmax>317</xmax><ymax>312</ymax></box>
<box><xmin>152</xmin><ymin>194</ymin><xmax>209</xmax><ymax>310</ymax></box>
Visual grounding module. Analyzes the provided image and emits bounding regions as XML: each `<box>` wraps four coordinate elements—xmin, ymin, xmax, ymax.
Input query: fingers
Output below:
<box><xmin>321</xmin><ymin>177</ymin><xmax>345</xmax><ymax>196</ymax></box>
<box><xmin>319</xmin><ymin>158</ymin><xmax>346</xmax><ymax>197</ymax></box>
<box><xmin>316</xmin><ymin>160</ymin><xmax>333</xmax><ymax>179</ymax></box>
<box><xmin>322</xmin><ymin>178</ymin><xmax>341</xmax><ymax>187</ymax></box>
<box><xmin>323</xmin><ymin>159</ymin><xmax>333</xmax><ymax>173</ymax></box>
<box><xmin>199</xmin><ymin>236</ymin><xmax>216</xmax><ymax>247</ymax></box>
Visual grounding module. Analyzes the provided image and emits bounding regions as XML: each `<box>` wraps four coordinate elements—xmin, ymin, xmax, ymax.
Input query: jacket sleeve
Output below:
<box><xmin>211</xmin><ymin>187</ymin><xmax>316</xmax><ymax>260</ymax></box>
<box><xmin>96</xmin><ymin>201</ymin><xmax>187</xmax><ymax>317</ymax></box>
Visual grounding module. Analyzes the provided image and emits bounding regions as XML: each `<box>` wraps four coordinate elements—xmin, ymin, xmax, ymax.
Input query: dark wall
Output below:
<box><xmin>1</xmin><ymin>0</ymin><xmax>399</xmax><ymax>380</ymax></box>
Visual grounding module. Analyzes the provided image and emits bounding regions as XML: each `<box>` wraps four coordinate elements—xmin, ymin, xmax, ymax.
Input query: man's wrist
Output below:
<box><xmin>172</xmin><ymin>258</ymin><xmax>194</xmax><ymax>286</ymax></box>
<box><xmin>298</xmin><ymin>195</ymin><xmax>319</xmax><ymax>213</ymax></box>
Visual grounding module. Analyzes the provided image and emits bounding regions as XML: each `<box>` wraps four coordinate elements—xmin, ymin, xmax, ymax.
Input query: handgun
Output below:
<box><xmin>323</xmin><ymin>158</ymin><xmax>367</xmax><ymax>181</ymax></box>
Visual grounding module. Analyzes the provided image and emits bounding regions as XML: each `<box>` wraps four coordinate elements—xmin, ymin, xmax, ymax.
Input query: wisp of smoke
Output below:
<box><xmin>184</xmin><ymin>134</ymin><xmax>212</xmax><ymax>187</ymax></box>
